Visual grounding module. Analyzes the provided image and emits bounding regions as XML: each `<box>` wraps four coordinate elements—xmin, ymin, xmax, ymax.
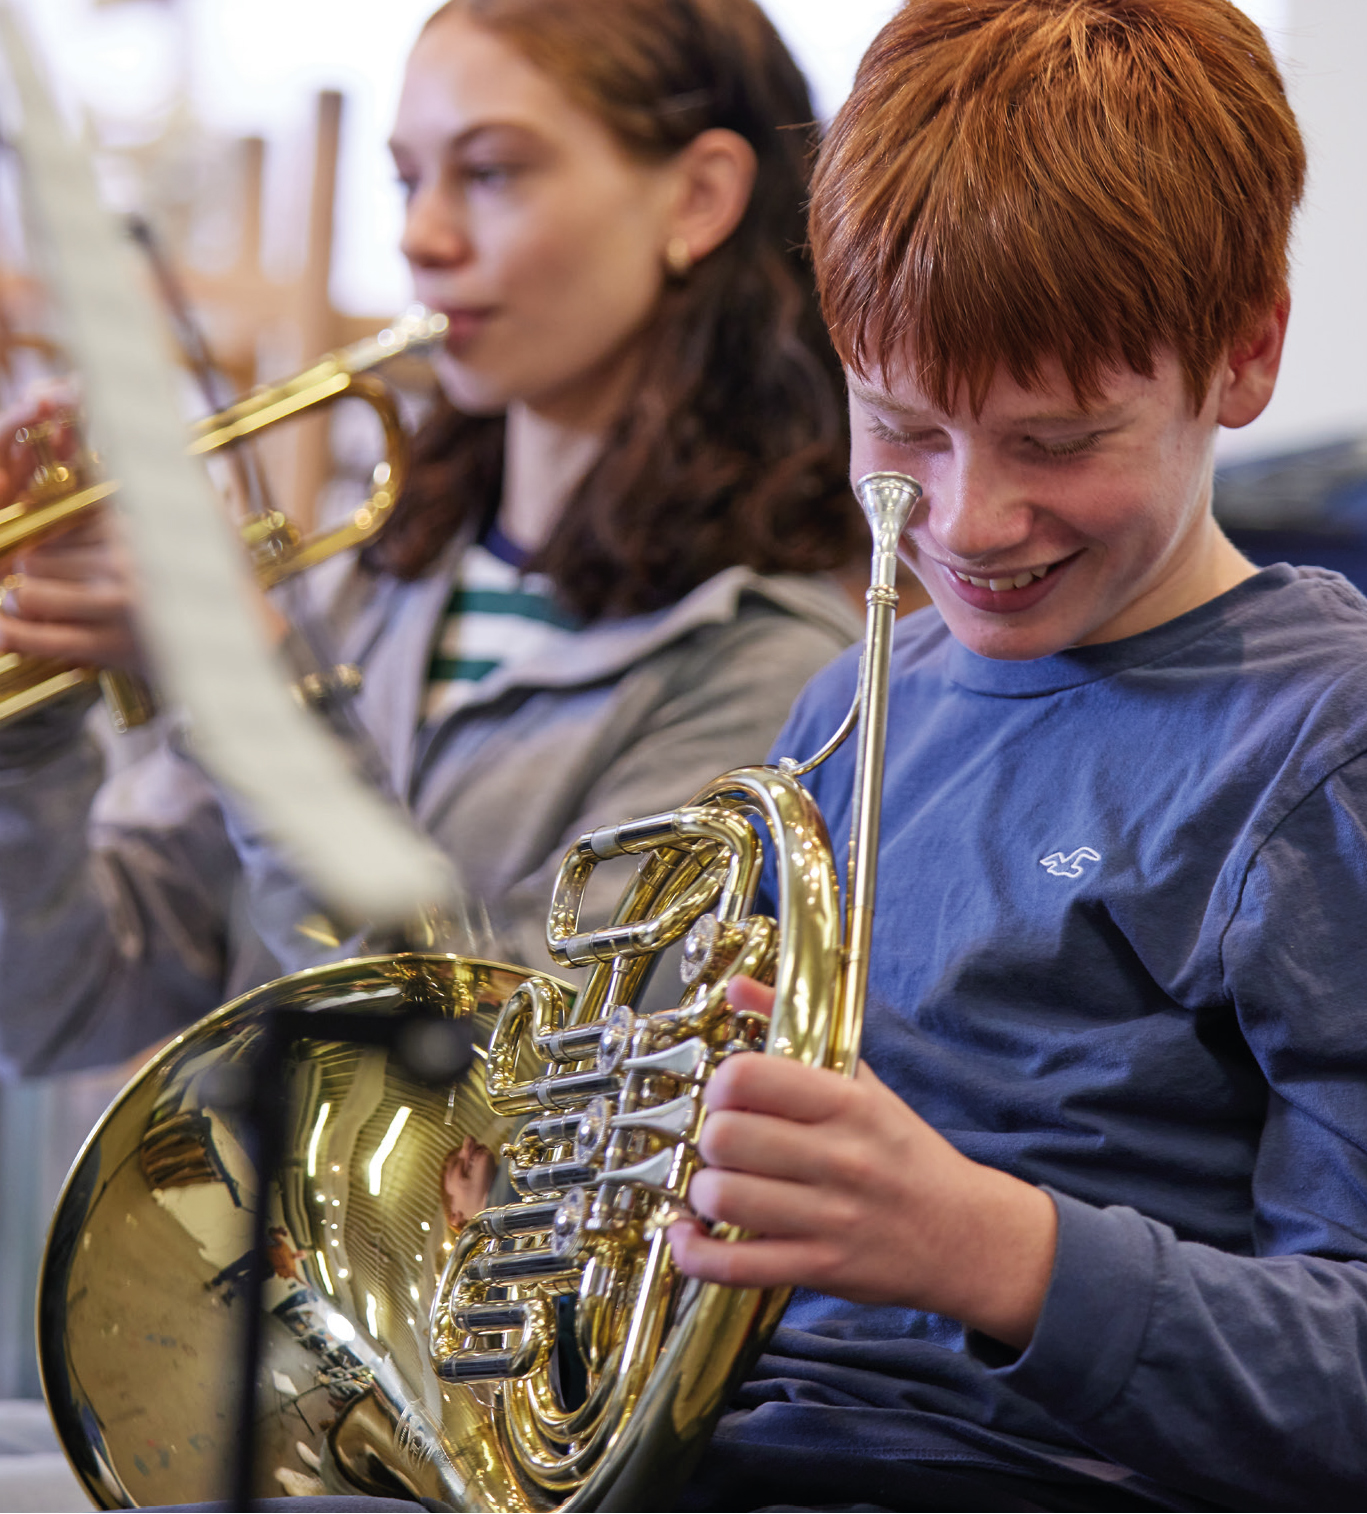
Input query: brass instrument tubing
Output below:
<box><xmin>653</xmin><ymin>915</ymin><xmax>776</xmax><ymax>1039</ymax></box>
<box><xmin>467</xmin><ymin>1250</ymin><xmax>579</xmax><ymax>1286</ymax></box>
<box><xmin>689</xmin><ymin>766</ymin><xmax>841</xmax><ymax>1066</ymax></box>
<box><xmin>524</xmin><ymin>1342</ymin><xmax>623</xmax><ymax>1441</ymax></box>
<box><xmin>0</xmin><ymin>310</ymin><xmax>445</xmax><ymax>734</ymax></box>
<box><xmin>451</xmin><ymin>1302</ymin><xmax>528</xmax><ymax>1332</ymax></box>
<box><xmin>515</xmin><ymin>1160</ymin><xmax>599</xmax><ymax>1195</ymax></box>
<box><xmin>505</xmin><ymin>1242</ymin><xmax>668</xmax><ymax>1488</ymax></box>
<box><xmin>561</xmin><ymin>852</ymin><xmax>707</xmax><ymax>1032</ymax></box>
<box><xmin>548</xmin><ymin>806</ymin><xmax>757</xmax><ymax>967</ymax></box>
<box><xmin>479</xmin><ymin>1200</ymin><xmax>562</xmax><ymax>1239</ymax></box>
<box><xmin>833</xmin><ymin>474</ymin><xmax>922</xmax><ymax>1075</ymax></box>
<box><xmin>524</xmin><ymin>1110</ymin><xmax>585</xmax><ymax>1145</ymax></box>
<box><xmin>538</xmin><ymin>1023</ymin><xmax>608</xmax><ymax>1064</ymax></box>
<box><xmin>781</xmin><ymin>671</ymin><xmax>862</xmax><ymax>779</ymax></box>
<box><xmin>0</xmin><ymin>481</ymin><xmax>117</xmax><ymax>557</ymax></box>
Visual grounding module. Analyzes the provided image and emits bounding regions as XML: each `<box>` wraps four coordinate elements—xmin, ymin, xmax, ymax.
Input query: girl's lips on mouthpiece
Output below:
<box><xmin>439</xmin><ymin>307</ymin><xmax>496</xmax><ymax>346</ymax></box>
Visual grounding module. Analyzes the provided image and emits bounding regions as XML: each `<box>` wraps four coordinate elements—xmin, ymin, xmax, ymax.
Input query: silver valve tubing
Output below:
<box><xmin>621</xmin><ymin>1036</ymin><xmax>709</xmax><ymax>1080</ymax></box>
<box><xmin>609</xmin><ymin>1093</ymin><xmax>697</xmax><ymax>1139</ymax></box>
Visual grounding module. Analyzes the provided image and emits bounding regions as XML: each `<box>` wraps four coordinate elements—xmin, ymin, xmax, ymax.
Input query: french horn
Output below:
<box><xmin>37</xmin><ymin>470</ymin><xmax>922</xmax><ymax>1510</ymax></box>
<box><xmin>0</xmin><ymin>305</ymin><xmax>449</xmax><ymax>730</ymax></box>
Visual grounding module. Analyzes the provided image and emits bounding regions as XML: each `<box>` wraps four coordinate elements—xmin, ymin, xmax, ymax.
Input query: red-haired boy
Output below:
<box><xmin>674</xmin><ymin>2</ymin><xmax>1359</xmax><ymax>1509</ymax></box>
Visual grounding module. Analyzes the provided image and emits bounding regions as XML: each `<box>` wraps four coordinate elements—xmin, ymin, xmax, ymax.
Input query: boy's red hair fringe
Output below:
<box><xmin>810</xmin><ymin>0</ymin><xmax>1306</xmax><ymax>412</ymax></box>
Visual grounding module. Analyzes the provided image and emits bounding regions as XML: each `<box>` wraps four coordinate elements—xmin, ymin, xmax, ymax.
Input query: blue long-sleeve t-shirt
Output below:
<box><xmin>702</xmin><ymin>565</ymin><xmax>1367</xmax><ymax>1511</ymax></box>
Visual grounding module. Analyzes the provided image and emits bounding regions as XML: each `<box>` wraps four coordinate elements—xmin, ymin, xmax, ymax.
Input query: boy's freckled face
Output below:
<box><xmin>849</xmin><ymin>350</ymin><xmax>1248</xmax><ymax>660</ymax></box>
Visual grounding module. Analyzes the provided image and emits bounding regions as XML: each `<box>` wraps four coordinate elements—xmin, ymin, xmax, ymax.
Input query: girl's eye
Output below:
<box><xmin>463</xmin><ymin>163</ymin><xmax>516</xmax><ymax>188</ymax></box>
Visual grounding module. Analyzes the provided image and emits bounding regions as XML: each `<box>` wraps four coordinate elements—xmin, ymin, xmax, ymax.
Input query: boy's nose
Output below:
<box><xmin>924</xmin><ymin>451</ymin><xmax>1033</xmax><ymax>565</ymax></box>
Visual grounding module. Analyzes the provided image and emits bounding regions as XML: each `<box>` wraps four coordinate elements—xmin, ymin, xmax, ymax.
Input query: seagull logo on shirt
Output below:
<box><xmin>1039</xmin><ymin>847</ymin><xmax>1101</xmax><ymax>879</ymax></box>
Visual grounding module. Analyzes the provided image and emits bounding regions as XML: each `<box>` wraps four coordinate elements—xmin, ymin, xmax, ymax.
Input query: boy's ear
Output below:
<box><xmin>1215</xmin><ymin>298</ymin><xmax>1289</xmax><ymax>429</ymax></box>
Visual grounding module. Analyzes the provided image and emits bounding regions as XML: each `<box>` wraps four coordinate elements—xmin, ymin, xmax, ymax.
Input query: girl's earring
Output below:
<box><xmin>664</xmin><ymin>236</ymin><xmax>693</xmax><ymax>279</ymax></box>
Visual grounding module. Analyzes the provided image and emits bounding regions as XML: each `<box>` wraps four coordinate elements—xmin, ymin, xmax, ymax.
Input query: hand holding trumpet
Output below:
<box><xmin>0</xmin><ymin>391</ymin><xmax>145</xmax><ymax>679</ymax></box>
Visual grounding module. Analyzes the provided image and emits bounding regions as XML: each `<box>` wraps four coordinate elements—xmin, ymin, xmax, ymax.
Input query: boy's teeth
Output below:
<box><xmin>954</xmin><ymin>566</ymin><xmax>1052</xmax><ymax>591</ymax></box>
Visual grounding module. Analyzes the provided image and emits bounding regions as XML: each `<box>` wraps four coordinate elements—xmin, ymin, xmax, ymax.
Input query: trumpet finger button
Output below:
<box><xmin>551</xmin><ymin>1187</ymin><xmax>588</xmax><ymax>1258</ymax></box>
<box><xmin>574</xmin><ymin>1095</ymin><xmax>609</xmax><ymax>1163</ymax></box>
<box><xmin>596</xmin><ymin>1006</ymin><xmax>635</xmax><ymax>1075</ymax></box>
<box><xmin>681</xmin><ymin>913</ymin><xmax>719</xmax><ymax>985</ymax></box>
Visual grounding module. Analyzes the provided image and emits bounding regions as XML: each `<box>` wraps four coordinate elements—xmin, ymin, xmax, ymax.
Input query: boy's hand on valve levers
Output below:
<box><xmin>668</xmin><ymin>976</ymin><xmax>1059</xmax><ymax>1350</ymax></box>
<box><xmin>0</xmin><ymin>387</ymin><xmax>145</xmax><ymax>675</ymax></box>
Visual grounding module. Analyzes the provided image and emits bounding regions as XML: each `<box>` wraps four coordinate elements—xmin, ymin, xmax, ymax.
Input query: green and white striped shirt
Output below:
<box><xmin>424</xmin><ymin>525</ymin><xmax>580</xmax><ymax>722</ymax></box>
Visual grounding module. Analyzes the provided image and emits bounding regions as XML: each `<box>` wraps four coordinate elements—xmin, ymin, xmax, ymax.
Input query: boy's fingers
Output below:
<box><xmin>18</xmin><ymin>533</ymin><xmax>111</xmax><ymax>569</ymax></box>
<box><xmin>695</xmin><ymin>1106</ymin><xmax>835</xmax><ymax>1186</ymax></box>
<box><xmin>703</xmin><ymin>1049</ymin><xmax>854</xmax><ymax>1122</ymax></box>
<box><xmin>698</xmin><ymin>1101</ymin><xmax>892</xmax><ymax>1190</ymax></box>
<box><xmin>687</xmin><ymin>1166</ymin><xmax>842</xmax><ymax>1238</ymax></box>
<box><xmin>0</xmin><ymin>613</ymin><xmax>78</xmax><ymax>660</ymax></box>
<box><xmin>668</xmin><ymin>1220</ymin><xmax>831</xmax><ymax>1290</ymax></box>
<box><xmin>725</xmin><ymin>975</ymin><xmax>775</xmax><ymax>1017</ymax></box>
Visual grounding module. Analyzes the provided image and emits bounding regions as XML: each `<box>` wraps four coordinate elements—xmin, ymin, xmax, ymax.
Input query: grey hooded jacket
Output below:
<box><xmin>0</xmin><ymin>548</ymin><xmax>859</xmax><ymax>1076</ymax></box>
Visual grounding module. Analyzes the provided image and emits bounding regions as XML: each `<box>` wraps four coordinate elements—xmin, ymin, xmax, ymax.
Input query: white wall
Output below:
<box><xmin>176</xmin><ymin>0</ymin><xmax>908</xmax><ymax>316</ymax></box>
<box><xmin>6</xmin><ymin>0</ymin><xmax>1361</xmax><ymax>462</ymax></box>
<box><xmin>1220</xmin><ymin>0</ymin><xmax>1367</xmax><ymax>461</ymax></box>
<box><xmin>55</xmin><ymin>0</ymin><xmax>904</xmax><ymax>315</ymax></box>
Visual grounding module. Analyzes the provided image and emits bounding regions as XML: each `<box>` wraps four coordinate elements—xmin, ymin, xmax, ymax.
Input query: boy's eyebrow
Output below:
<box><xmin>846</xmin><ymin>381</ymin><xmax>929</xmax><ymax>419</ymax></box>
<box><xmin>847</xmin><ymin>380</ymin><xmax>1126</xmax><ymax>427</ymax></box>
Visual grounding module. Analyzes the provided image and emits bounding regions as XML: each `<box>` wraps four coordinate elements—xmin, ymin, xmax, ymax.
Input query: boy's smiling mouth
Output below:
<box><xmin>930</xmin><ymin>552</ymin><xmax>1081</xmax><ymax>615</ymax></box>
<box><xmin>950</xmin><ymin>563</ymin><xmax>1054</xmax><ymax>591</ymax></box>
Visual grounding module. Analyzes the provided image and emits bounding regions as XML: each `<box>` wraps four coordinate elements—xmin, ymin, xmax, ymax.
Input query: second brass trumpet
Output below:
<box><xmin>0</xmin><ymin>304</ymin><xmax>449</xmax><ymax>729</ymax></box>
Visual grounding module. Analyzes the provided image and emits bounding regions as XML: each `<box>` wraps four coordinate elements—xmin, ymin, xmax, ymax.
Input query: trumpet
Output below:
<box><xmin>0</xmin><ymin>305</ymin><xmax>449</xmax><ymax>730</ymax></box>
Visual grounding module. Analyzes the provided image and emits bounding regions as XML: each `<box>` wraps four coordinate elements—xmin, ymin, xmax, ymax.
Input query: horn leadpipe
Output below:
<box><xmin>830</xmin><ymin>471</ymin><xmax>922</xmax><ymax>1076</ymax></box>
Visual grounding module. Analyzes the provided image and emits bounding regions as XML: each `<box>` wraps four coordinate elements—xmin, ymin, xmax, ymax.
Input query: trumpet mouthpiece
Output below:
<box><xmin>854</xmin><ymin>471</ymin><xmax>922</xmax><ymax>549</ymax></box>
